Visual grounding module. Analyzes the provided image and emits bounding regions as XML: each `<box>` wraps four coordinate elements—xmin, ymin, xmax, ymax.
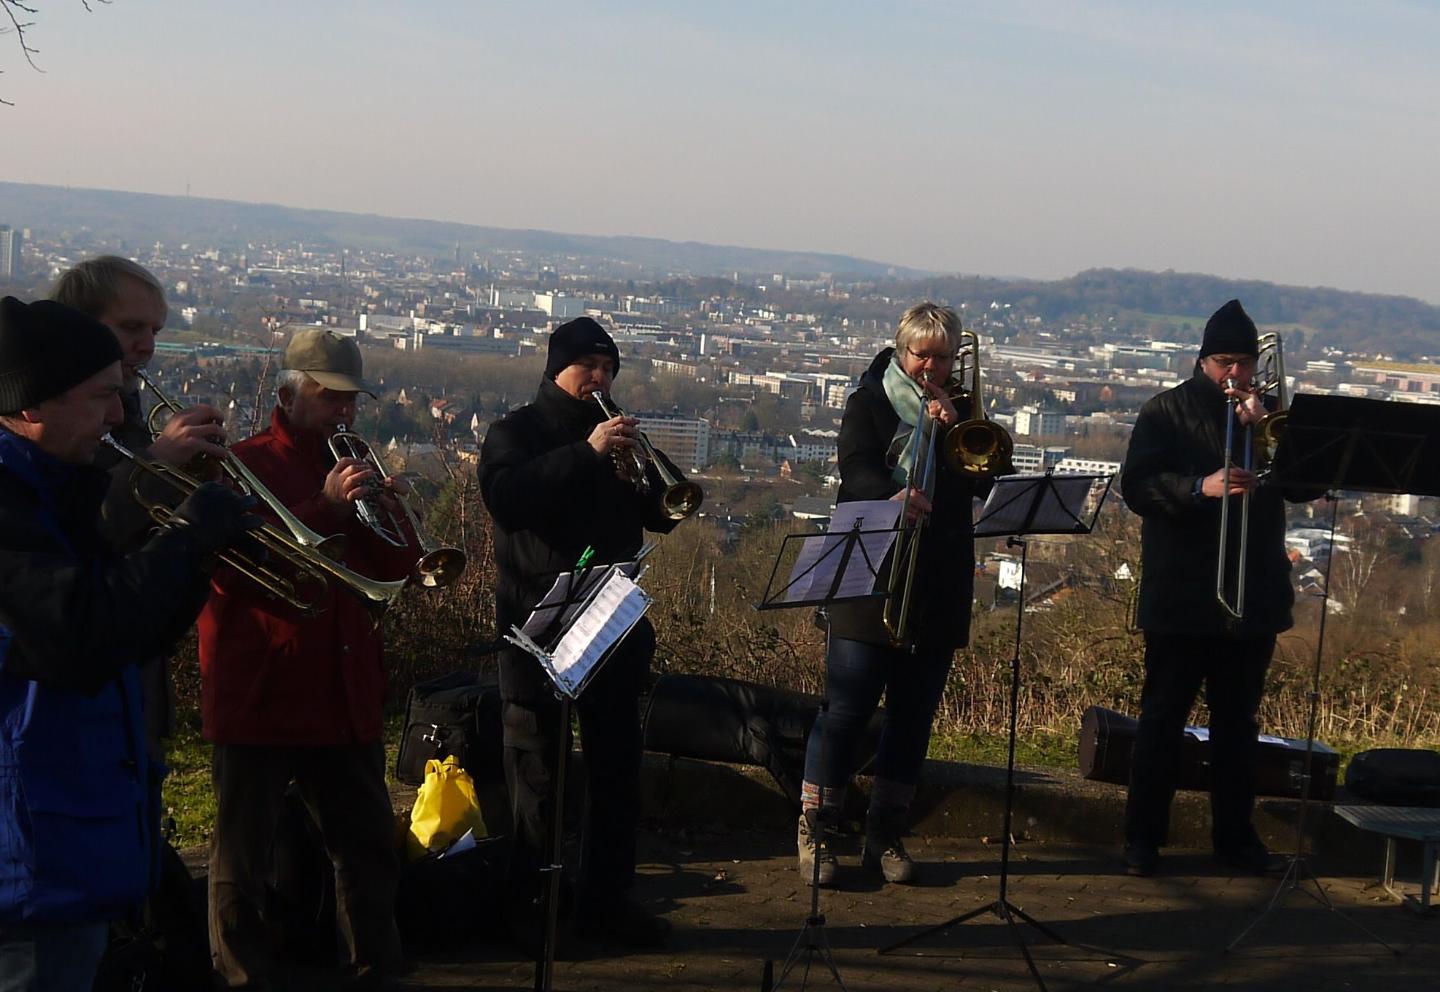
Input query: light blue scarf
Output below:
<box><xmin>881</xmin><ymin>355</ymin><xmax>933</xmax><ymax>494</ymax></box>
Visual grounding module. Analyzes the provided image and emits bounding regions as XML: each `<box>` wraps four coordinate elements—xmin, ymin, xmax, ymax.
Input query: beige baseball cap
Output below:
<box><xmin>282</xmin><ymin>329</ymin><xmax>375</xmax><ymax>396</ymax></box>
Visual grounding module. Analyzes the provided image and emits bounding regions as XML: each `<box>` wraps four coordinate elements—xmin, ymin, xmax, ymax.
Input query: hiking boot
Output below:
<box><xmin>862</xmin><ymin>834</ymin><xmax>917</xmax><ymax>884</ymax></box>
<box><xmin>1123</xmin><ymin>845</ymin><xmax>1159</xmax><ymax>877</ymax></box>
<box><xmin>796</xmin><ymin>811</ymin><xmax>838</xmax><ymax>886</ymax></box>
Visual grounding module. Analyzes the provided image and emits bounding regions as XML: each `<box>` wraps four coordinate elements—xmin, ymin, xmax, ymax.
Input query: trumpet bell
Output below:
<box><xmin>413</xmin><ymin>546</ymin><xmax>468</xmax><ymax>589</ymax></box>
<box><xmin>661</xmin><ymin>481</ymin><xmax>704</xmax><ymax>521</ymax></box>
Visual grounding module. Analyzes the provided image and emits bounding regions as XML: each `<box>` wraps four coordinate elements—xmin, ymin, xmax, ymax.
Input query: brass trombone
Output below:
<box><xmin>102</xmin><ymin>435</ymin><xmax>407</xmax><ymax>623</ymax></box>
<box><xmin>941</xmin><ymin>330</ymin><xmax>1015</xmax><ymax>477</ymax></box>
<box><xmin>592</xmin><ymin>392</ymin><xmax>704</xmax><ymax>521</ymax></box>
<box><xmin>135</xmin><ymin>367</ymin><xmax>347</xmax><ymax>560</ymax></box>
<box><xmin>328</xmin><ymin>427</ymin><xmax>468</xmax><ymax>589</ymax></box>
<box><xmin>883</xmin><ymin>372</ymin><xmax>942</xmax><ymax>648</ymax></box>
<box><xmin>1215</xmin><ymin>332</ymin><xmax>1288</xmax><ymax>619</ymax></box>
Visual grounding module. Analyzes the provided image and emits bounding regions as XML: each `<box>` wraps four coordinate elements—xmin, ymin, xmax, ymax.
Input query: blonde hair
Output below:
<box><xmin>51</xmin><ymin>255</ymin><xmax>168</xmax><ymax>321</ymax></box>
<box><xmin>895</xmin><ymin>301</ymin><xmax>961</xmax><ymax>356</ymax></box>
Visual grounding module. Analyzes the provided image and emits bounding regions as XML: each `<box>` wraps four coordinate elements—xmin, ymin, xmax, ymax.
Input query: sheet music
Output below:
<box><xmin>547</xmin><ymin>569</ymin><xmax>652</xmax><ymax>696</ymax></box>
<box><xmin>975</xmin><ymin>473</ymin><xmax>1108</xmax><ymax>536</ymax></box>
<box><xmin>783</xmin><ymin>499</ymin><xmax>900</xmax><ymax>602</ymax></box>
<box><xmin>519</xmin><ymin>551</ymin><xmax>648</xmax><ymax>638</ymax></box>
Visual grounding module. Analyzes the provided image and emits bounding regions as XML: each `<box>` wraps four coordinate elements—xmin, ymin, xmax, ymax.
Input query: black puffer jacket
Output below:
<box><xmin>478</xmin><ymin>379</ymin><xmax>682</xmax><ymax>698</ymax></box>
<box><xmin>825</xmin><ymin>349</ymin><xmax>982</xmax><ymax>651</ymax></box>
<box><xmin>1122</xmin><ymin>367</ymin><xmax>1311</xmax><ymax>638</ymax></box>
<box><xmin>0</xmin><ymin>429</ymin><xmax>210</xmax><ymax>694</ymax></box>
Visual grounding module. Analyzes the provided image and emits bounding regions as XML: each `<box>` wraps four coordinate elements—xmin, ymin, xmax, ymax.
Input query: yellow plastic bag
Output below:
<box><xmin>406</xmin><ymin>755</ymin><xmax>487</xmax><ymax>860</ymax></box>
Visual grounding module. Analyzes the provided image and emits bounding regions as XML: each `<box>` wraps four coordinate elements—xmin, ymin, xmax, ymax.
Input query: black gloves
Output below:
<box><xmin>169</xmin><ymin>482</ymin><xmax>263</xmax><ymax>555</ymax></box>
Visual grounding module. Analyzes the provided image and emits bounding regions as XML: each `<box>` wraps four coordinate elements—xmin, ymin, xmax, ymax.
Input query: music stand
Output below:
<box><xmin>755</xmin><ymin>500</ymin><xmax>900</xmax><ymax>992</ymax></box>
<box><xmin>1226</xmin><ymin>394</ymin><xmax>1437</xmax><ymax>954</ymax></box>
<box><xmin>505</xmin><ymin>557</ymin><xmax>654</xmax><ymax>992</ymax></box>
<box><xmin>880</xmin><ymin>472</ymin><xmax>1114</xmax><ymax>992</ymax></box>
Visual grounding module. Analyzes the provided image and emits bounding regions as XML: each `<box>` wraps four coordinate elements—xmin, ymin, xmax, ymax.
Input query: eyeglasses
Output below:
<box><xmin>1207</xmin><ymin>355</ymin><xmax>1257</xmax><ymax>371</ymax></box>
<box><xmin>905</xmin><ymin>346</ymin><xmax>955</xmax><ymax>365</ymax></box>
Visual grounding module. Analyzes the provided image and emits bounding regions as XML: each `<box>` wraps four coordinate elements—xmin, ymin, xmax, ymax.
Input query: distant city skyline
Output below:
<box><xmin>4</xmin><ymin>1</ymin><xmax>1438</xmax><ymax>303</ymax></box>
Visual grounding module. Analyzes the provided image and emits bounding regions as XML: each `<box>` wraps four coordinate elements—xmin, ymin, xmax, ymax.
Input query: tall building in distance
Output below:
<box><xmin>0</xmin><ymin>225</ymin><xmax>20</xmax><ymax>280</ymax></box>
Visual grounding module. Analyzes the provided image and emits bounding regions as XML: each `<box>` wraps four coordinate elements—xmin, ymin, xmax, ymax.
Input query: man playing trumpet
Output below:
<box><xmin>199</xmin><ymin>329</ymin><xmax>414</xmax><ymax>991</ymax></box>
<box><xmin>51</xmin><ymin>255</ymin><xmax>230</xmax><ymax>758</ymax></box>
<box><xmin>0</xmin><ymin>297</ymin><xmax>254</xmax><ymax>991</ymax></box>
<box><xmin>479</xmin><ymin>316</ymin><xmax>692</xmax><ymax>951</ymax></box>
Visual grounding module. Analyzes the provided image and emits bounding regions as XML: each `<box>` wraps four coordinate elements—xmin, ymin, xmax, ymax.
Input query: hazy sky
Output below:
<box><xmin>5</xmin><ymin>1</ymin><xmax>1438</xmax><ymax>301</ymax></box>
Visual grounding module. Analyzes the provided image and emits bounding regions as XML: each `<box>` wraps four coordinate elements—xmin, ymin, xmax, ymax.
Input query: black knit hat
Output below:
<box><xmin>544</xmin><ymin>317</ymin><xmax>621</xmax><ymax>380</ymax></box>
<box><xmin>0</xmin><ymin>296</ymin><xmax>123</xmax><ymax>415</ymax></box>
<box><xmin>1199</xmin><ymin>299</ymin><xmax>1259</xmax><ymax>358</ymax></box>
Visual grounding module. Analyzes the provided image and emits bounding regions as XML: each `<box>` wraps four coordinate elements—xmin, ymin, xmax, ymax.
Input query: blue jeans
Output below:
<box><xmin>0</xmin><ymin>921</ymin><xmax>109</xmax><ymax>992</ymax></box>
<box><xmin>802</xmin><ymin>636</ymin><xmax>954</xmax><ymax>800</ymax></box>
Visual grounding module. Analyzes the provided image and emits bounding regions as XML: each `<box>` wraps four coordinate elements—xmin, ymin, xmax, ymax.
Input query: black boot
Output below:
<box><xmin>862</xmin><ymin>805</ymin><xmax>917</xmax><ymax>884</ymax></box>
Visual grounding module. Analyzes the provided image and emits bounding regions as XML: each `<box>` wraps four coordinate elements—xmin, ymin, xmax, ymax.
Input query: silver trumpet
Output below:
<box><xmin>328</xmin><ymin>426</ymin><xmax>468</xmax><ymax>589</ymax></box>
<box><xmin>592</xmin><ymin>392</ymin><xmax>704</xmax><ymax>521</ymax></box>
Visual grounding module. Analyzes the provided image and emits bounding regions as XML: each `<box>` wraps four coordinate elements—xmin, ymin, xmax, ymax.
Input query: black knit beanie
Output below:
<box><xmin>0</xmin><ymin>296</ymin><xmax>122</xmax><ymax>414</ymax></box>
<box><xmin>544</xmin><ymin>317</ymin><xmax>621</xmax><ymax>380</ymax></box>
<box><xmin>1199</xmin><ymin>299</ymin><xmax>1259</xmax><ymax>358</ymax></box>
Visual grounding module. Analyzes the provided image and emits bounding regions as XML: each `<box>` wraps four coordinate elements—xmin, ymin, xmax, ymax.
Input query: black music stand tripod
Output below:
<box><xmin>1226</xmin><ymin>396</ymin><xmax>1437</xmax><ymax>955</ymax></box>
<box><xmin>880</xmin><ymin>471</ymin><xmax>1115</xmax><ymax>992</ymax></box>
<box><xmin>505</xmin><ymin>556</ymin><xmax>653</xmax><ymax>992</ymax></box>
<box><xmin>756</xmin><ymin>508</ymin><xmax>900</xmax><ymax>992</ymax></box>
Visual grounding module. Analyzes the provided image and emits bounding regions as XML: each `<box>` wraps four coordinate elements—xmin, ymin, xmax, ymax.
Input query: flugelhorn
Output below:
<box><xmin>328</xmin><ymin>427</ymin><xmax>468</xmax><ymax>588</ymax></box>
<box><xmin>941</xmin><ymin>330</ymin><xmax>1015</xmax><ymax>476</ymax></box>
<box><xmin>592</xmin><ymin>393</ymin><xmax>704</xmax><ymax>521</ymax></box>
<box><xmin>102</xmin><ymin>435</ymin><xmax>407</xmax><ymax>623</ymax></box>
<box><xmin>135</xmin><ymin>368</ymin><xmax>347</xmax><ymax>560</ymax></box>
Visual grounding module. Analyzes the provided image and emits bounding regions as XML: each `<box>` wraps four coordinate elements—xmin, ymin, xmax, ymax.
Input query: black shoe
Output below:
<box><xmin>1123</xmin><ymin>845</ymin><xmax>1159</xmax><ymax>877</ymax></box>
<box><xmin>574</xmin><ymin>895</ymin><xmax>672</xmax><ymax>949</ymax></box>
<box><xmin>1216</xmin><ymin>843</ymin><xmax>1286</xmax><ymax>877</ymax></box>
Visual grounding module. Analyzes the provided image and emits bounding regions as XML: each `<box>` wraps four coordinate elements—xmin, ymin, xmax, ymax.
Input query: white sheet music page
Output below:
<box><xmin>519</xmin><ymin>568</ymin><xmax>611</xmax><ymax>638</ymax></box>
<box><xmin>548</xmin><ymin>569</ymin><xmax>652</xmax><ymax>696</ymax></box>
<box><xmin>784</xmin><ymin>499</ymin><xmax>900</xmax><ymax>602</ymax></box>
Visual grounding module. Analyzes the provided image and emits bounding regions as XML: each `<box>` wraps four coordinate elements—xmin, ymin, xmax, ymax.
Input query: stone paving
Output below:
<box><xmin>396</xmin><ymin>828</ymin><xmax>1439</xmax><ymax>992</ymax></box>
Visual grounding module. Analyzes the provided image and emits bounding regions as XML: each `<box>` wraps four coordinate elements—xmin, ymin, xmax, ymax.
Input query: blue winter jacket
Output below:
<box><xmin>0</xmin><ymin>430</ymin><xmax>209</xmax><ymax>924</ymax></box>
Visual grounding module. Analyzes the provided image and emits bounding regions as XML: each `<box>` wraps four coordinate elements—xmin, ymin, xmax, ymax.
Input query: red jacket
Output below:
<box><xmin>198</xmin><ymin>408</ymin><xmax>415</xmax><ymax>746</ymax></box>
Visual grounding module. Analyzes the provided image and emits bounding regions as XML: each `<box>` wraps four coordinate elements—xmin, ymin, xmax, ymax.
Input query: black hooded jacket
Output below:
<box><xmin>1122</xmin><ymin>366</ymin><xmax>1312</xmax><ymax>638</ymax></box>
<box><xmin>825</xmin><ymin>349</ymin><xmax>982</xmax><ymax>651</ymax></box>
<box><xmin>478</xmin><ymin>379</ymin><xmax>683</xmax><ymax>697</ymax></box>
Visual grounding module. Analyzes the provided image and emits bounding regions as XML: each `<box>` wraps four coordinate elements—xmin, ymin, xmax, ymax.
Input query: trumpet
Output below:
<box><xmin>328</xmin><ymin>427</ymin><xmax>468</xmax><ymax>589</ymax></box>
<box><xmin>883</xmin><ymin>371</ymin><xmax>941</xmax><ymax>649</ymax></box>
<box><xmin>1215</xmin><ymin>332</ymin><xmax>1288</xmax><ymax>620</ymax></box>
<box><xmin>101</xmin><ymin>435</ymin><xmax>407</xmax><ymax>623</ymax></box>
<box><xmin>135</xmin><ymin>367</ymin><xmax>347</xmax><ymax>561</ymax></box>
<box><xmin>592</xmin><ymin>393</ymin><xmax>704</xmax><ymax>521</ymax></box>
<box><xmin>940</xmin><ymin>330</ymin><xmax>1015</xmax><ymax>477</ymax></box>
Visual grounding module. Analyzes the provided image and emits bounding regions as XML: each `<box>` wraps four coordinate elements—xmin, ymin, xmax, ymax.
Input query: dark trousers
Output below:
<box><xmin>499</xmin><ymin>622</ymin><xmax>653</xmax><ymax>910</ymax></box>
<box><xmin>0</xmin><ymin>921</ymin><xmax>109</xmax><ymax>992</ymax></box>
<box><xmin>208</xmin><ymin>742</ymin><xmax>402</xmax><ymax>990</ymax></box>
<box><xmin>802</xmin><ymin>636</ymin><xmax>954</xmax><ymax>797</ymax></box>
<box><xmin>1124</xmin><ymin>632</ymin><xmax>1274</xmax><ymax>853</ymax></box>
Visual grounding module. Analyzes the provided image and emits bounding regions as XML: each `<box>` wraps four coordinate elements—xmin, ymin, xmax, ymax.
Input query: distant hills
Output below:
<box><xmin>889</xmin><ymin>269</ymin><xmax>1440</xmax><ymax>357</ymax></box>
<box><xmin>0</xmin><ymin>181</ymin><xmax>922</xmax><ymax>280</ymax></box>
<box><xmin>5</xmin><ymin>181</ymin><xmax>1439</xmax><ymax>357</ymax></box>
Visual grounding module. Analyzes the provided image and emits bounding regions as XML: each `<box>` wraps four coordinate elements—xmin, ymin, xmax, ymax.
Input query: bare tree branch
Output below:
<box><xmin>3</xmin><ymin>0</ymin><xmax>111</xmax><ymax>107</ymax></box>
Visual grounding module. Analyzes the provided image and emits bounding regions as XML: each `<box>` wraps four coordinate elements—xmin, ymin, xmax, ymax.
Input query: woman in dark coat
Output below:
<box><xmin>797</xmin><ymin>302</ymin><xmax>983</xmax><ymax>885</ymax></box>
